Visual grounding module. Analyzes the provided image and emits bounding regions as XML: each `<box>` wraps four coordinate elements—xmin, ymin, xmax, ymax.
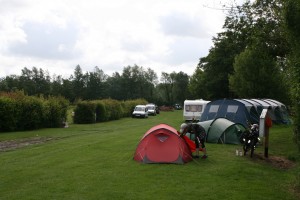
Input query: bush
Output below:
<box><xmin>0</xmin><ymin>97</ymin><xmax>18</xmax><ymax>131</ymax></box>
<box><xmin>17</xmin><ymin>96</ymin><xmax>44</xmax><ymax>130</ymax></box>
<box><xmin>43</xmin><ymin>96</ymin><xmax>69</xmax><ymax>128</ymax></box>
<box><xmin>0</xmin><ymin>92</ymin><xmax>70</xmax><ymax>132</ymax></box>
<box><xmin>93</xmin><ymin>101</ymin><xmax>107</xmax><ymax>122</ymax></box>
<box><xmin>100</xmin><ymin>99</ymin><xmax>123</xmax><ymax>121</ymax></box>
<box><xmin>73</xmin><ymin>101</ymin><xmax>96</xmax><ymax>124</ymax></box>
<box><xmin>73</xmin><ymin>98</ymin><xmax>148</xmax><ymax>124</ymax></box>
<box><xmin>121</xmin><ymin>99</ymin><xmax>148</xmax><ymax>117</ymax></box>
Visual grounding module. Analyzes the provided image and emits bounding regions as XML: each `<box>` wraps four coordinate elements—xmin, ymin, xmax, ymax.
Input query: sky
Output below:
<box><xmin>0</xmin><ymin>0</ymin><xmax>243</xmax><ymax>78</ymax></box>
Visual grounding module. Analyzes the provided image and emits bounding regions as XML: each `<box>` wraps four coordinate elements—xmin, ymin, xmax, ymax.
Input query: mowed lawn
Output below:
<box><xmin>0</xmin><ymin>110</ymin><xmax>299</xmax><ymax>200</ymax></box>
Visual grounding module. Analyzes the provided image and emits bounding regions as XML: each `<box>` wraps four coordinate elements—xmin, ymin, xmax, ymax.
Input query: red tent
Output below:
<box><xmin>134</xmin><ymin>124</ymin><xmax>193</xmax><ymax>164</ymax></box>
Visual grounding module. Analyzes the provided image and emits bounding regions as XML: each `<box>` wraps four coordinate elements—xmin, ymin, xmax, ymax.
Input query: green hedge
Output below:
<box><xmin>43</xmin><ymin>96</ymin><xmax>69</xmax><ymax>128</ymax></box>
<box><xmin>0</xmin><ymin>97</ymin><xmax>18</xmax><ymax>131</ymax></box>
<box><xmin>17</xmin><ymin>96</ymin><xmax>44</xmax><ymax>130</ymax></box>
<box><xmin>121</xmin><ymin>99</ymin><xmax>148</xmax><ymax>117</ymax></box>
<box><xmin>0</xmin><ymin>92</ymin><xmax>69</xmax><ymax>132</ymax></box>
<box><xmin>73</xmin><ymin>98</ymin><xmax>148</xmax><ymax>124</ymax></box>
<box><xmin>74</xmin><ymin>101</ymin><xmax>96</xmax><ymax>124</ymax></box>
<box><xmin>94</xmin><ymin>101</ymin><xmax>107</xmax><ymax>122</ymax></box>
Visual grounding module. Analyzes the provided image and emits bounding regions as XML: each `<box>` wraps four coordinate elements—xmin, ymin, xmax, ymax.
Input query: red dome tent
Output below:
<box><xmin>134</xmin><ymin>124</ymin><xmax>193</xmax><ymax>164</ymax></box>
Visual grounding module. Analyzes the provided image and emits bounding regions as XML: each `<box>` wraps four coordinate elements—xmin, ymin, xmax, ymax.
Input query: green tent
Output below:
<box><xmin>185</xmin><ymin>120</ymin><xmax>213</xmax><ymax>141</ymax></box>
<box><xmin>206</xmin><ymin>118</ymin><xmax>245</xmax><ymax>144</ymax></box>
<box><xmin>184</xmin><ymin>118</ymin><xmax>245</xmax><ymax>144</ymax></box>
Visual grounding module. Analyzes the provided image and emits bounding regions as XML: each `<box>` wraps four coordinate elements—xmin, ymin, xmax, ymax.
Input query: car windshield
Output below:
<box><xmin>147</xmin><ymin>106</ymin><xmax>155</xmax><ymax>110</ymax></box>
<box><xmin>135</xmin><ymin>107</ymin><xmax>144</xmax><ymax>111</ymax></box>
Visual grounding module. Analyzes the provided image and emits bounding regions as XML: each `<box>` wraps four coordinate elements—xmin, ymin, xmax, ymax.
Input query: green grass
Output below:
<box><xmin>0</xmin><ymin>111</ymin><xmax>299</xmax><ymax>200</ymax></box>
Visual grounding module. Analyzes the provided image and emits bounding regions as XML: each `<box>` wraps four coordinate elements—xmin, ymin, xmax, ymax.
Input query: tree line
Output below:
<box><xmin>0</xmin><ymin>65</ymin><xmax>190</xmax><ymax>106</ymax></box>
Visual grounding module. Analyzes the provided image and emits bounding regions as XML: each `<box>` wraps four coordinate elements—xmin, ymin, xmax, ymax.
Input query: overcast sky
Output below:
<box><xmin>0</xmin><ymin>0</ymin><xmax>243</xmax><ymax>78</ymax></box>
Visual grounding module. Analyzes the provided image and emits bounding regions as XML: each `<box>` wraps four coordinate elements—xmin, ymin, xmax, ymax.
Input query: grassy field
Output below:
<box><xmin>0</xmin><ymin>110</ymin><xmax>299</xmax><ymax>200</ymax></box>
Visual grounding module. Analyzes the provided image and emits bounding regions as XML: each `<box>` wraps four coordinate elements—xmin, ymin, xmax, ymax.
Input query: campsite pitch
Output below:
<box><xmin>0</xmin><ymin>110</ymin><xmax>299</xmax><ymax>200</ymax></box>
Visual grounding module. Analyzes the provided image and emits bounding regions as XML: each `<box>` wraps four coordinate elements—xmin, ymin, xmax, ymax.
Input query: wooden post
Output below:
<box><xmin>264</xmin><ymin>115</ymin><xmax>272</xmax><ymax>158</ymax></box>
<box><xmin>264</xmin><ymin>126</ymin><xmax>269</xmax><ymax>158</ymax></box>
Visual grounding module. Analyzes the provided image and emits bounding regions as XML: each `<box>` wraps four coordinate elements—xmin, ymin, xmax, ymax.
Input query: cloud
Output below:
<box><xmin>8</xmin><ymin>21</ymin><xmax>80</xmax><ymax>59</ymax></box>
<box><xmin>159</xmin><ymin>12</ymin><xmax>211</xmax><ymax>38</ymax></box>
<box><xmin>165</xmin><ymin>37</ymin><xmax>212</xmax><ymax>65</ymax></box>
<box><xmin>0</xmin><ymin>0</ymin><xmax>232</xmax><ymax>78</ymax></box>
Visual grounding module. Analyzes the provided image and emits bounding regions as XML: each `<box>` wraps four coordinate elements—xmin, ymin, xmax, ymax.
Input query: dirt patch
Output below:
<box><xmin>252</xmin><ymin>153</ymin><xmax>296</xmax><ymax>170</ymax></box>
<box><xmin>0</xmin><ymin>137</ymin><xmax>55</xmax><ymax>152</ymax></box>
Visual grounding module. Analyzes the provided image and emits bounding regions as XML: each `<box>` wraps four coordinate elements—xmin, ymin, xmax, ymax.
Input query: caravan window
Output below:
<box><xmin>185</xmin><ymin>105</ymin><xmax>203</xmax><ymax>112</ymax></box>
<box><xmin>209</xmin><ymin>105</ymin><xmax>219</xmax><ymax>113</ymax></box>
<box><xmin>227</xmin><ymin>105</ymin><xmax>238</xmax><ymax>113</ymax></box>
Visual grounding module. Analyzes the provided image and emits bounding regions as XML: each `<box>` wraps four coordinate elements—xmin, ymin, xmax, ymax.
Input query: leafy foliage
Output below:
<box><xmin>284</xmin><ymin>0</ymin><xmax>300</xmax><ymax>150</ymax></box>
<box><xmin>0</xmin><ymin>97</ymin><xmax>18</xmax><ymax>131</ymax></box>
<box><xmin>0</xmin><ymin>92</ymin><xmax>69</xmax><ymax>132</ymax></box>
<box><xmin>229</xmin><ymin>46</ymin><xmax>285</xmax><ymax>99</ymax></box>
<box><xmin>73</xmin><ymin>101</ymin><xmax>96</xmax><ymax>124</ymax></box>
<box><xmin>191</xmin><ymin>0</ymin><xmax>290</xmax><ymax>101</ymax></box>
<box><xmin>74</xmin><ymin>98</ymin><xmax>148</xmax><ymax>124</ymax></box>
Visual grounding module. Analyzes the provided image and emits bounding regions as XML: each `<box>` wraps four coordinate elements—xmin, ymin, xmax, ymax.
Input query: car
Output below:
<box><xmin>174</xmin><ymin>104</ymin><xmax>182</xmax><ymax>110</ymax></box>
<box><xmin>132</xmin><ymin>105</ymin><xmax>148</xmax><ymax>118</ymax></box>
<box><xmin>146</xmin><ymin>104</ymin><xmax>157</xmax><ymax>116</ymax></box>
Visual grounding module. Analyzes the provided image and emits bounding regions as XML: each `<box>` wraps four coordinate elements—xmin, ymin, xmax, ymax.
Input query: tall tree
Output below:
<box><xmin>106</xmin><ymin>72</ymin><xmax>123</xmax><ymax>100</ymax></box>
<box><xmin>284</xmin><ymin>0</ymin><xmax>300</xmax><ymax>149</ymax></box>
<box><xmin>144</xmin><ymin>68</ymin><xmax>158</xmax><ymax>102</ymax></box>
<box><xmin>195</xmin><ymin>0</ymin><xmax>289</xmax><ymax>100</ymax></box>
<box><xmin>72</xmin><ymin>65</ymin><xmax>86</xmax><ymax>100</ymax></box>
<box><xmin>189</xmin><ymin>66</ymin><xmax>207</xmax><ymax>99</ymax></box>
<box><xmin>85</xmin><ymin>66</ymin><xmax>108</xmax><ymax>100</ymax></box>
<box><xmin>173</xmin><ymin>71</ymin><xmax>189</xmax><ymax>104</ymax></box>
<box><xmin>160</xmin><ymin>72</ymin><xmax>174</xmax><ymax>104</ymax></box>
<box><xmin>229</xmin><ymin>46</ymin><xmax>284</xmax><ymax>99</ymax></box>
<box><xmin>19</xmin><ymin>67</ymin><xmax>35</xmax><ymax>95</ymax></box>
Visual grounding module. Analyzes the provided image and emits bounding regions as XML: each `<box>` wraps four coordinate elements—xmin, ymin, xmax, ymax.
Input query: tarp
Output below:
<box><xmin>133</xmin><ymin>124</ymin><xmax>193</xmax><ymax>164</ymax></box>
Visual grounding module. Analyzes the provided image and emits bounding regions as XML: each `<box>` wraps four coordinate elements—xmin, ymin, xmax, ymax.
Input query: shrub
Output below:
<box><xmin>17</xmin><ymin>96</ymin><xmax>44</xmax><ymax>130</ymax></box>
<box><xmin>121</xmin><ymin>99</ymin><xmax>148</xmax><ymax>117</ymax></box>
<box><xmin>43</xmin><ymin>96</ymin><xmax>69</xmax><ymax>128</ymax></box>
<box><xmin>100</xmin><ymin>99</ymin><xmax>123</xmax><ymax>121</ymax></box>
<box><xmin>0</xmin><ymin>97</ymin><xmax>18</xmax><ymax>131</ymax></box>
<box><xmin>74</xmin><ymin>101</ymin><xmax>96</xmax><ymax>124</ymax></box>
<box><xmin>93</xmin><ymin>101</ymin><xmax>107</xmax><ymax>122</ymax></box>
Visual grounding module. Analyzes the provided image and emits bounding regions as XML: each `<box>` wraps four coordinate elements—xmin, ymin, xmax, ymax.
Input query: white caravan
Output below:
<box><xmin>183</xmin><ymin>99</ymin><xmax>210</xmax><ymax>121</ymax></box>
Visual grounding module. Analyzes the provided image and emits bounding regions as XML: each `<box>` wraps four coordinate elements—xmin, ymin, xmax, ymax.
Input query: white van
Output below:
<box><xmin>183</xmin><ymin>99</ymin><xmax>210</xmax><ymax>121</ymax></box>
<box><xmin>132</xmin><ymin>105</ymin><xmax>148</xmax><ymax>118</ymax></box>
<box><xmin>146</xmin><ymin>104</ymin><xmax>157</xmax><ymax>116</ymax></box>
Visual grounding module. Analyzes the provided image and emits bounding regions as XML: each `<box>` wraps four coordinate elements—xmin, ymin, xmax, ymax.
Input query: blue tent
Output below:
<box><xmin>200</xmin><ymin>99</ymin><xmax>289</xmax><ymax>126</ymax></box>
<box><xmin>200</xmin><ymin>99</ymin><xmax>253</xmax><ymax>128</ymax></box>
<box><xmin>235</xmin><ymin>99</ymin><xmax>260</xmax><ymax>124</ymax></box>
